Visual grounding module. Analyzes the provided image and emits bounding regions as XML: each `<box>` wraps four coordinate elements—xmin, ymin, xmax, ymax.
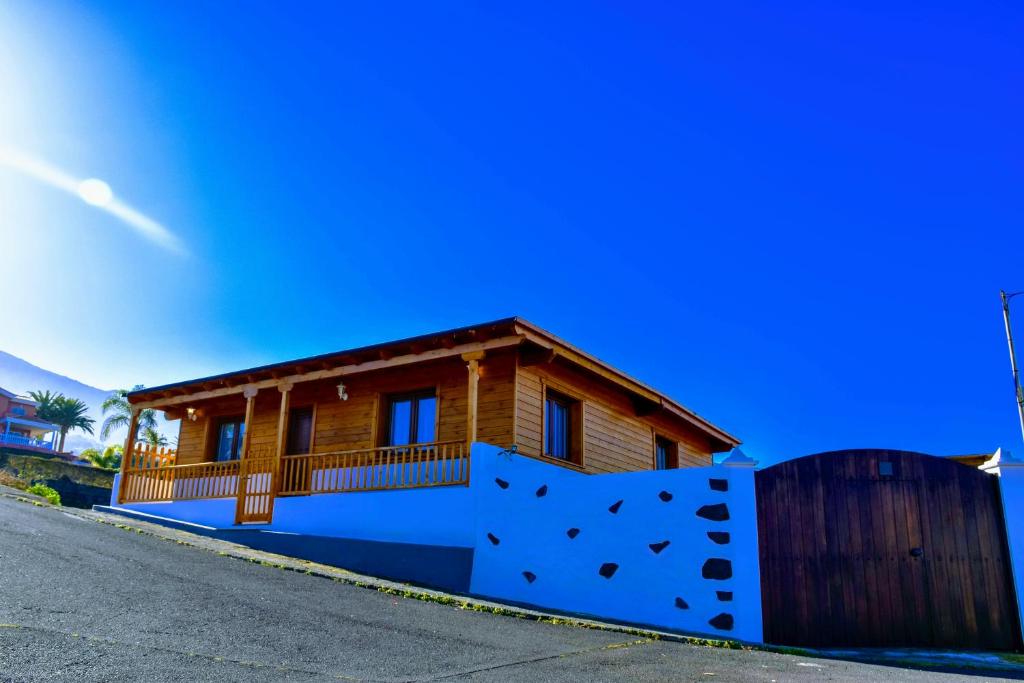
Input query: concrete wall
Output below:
<box><xmin>109</xmin><ymin>443</ymin><xmax>764</xmax><ymax>641</ymax></box>
<box><xmin>995</xmin><ymin>453</ymin><xmax>1024</xmax><ymax>639</ymax></box>
<box><xmin>468</xmin><ymin>444</ymin><xmax>763</xmax><ymax>642</ymax></box>
<box><xmin>111</xmin><ymin>473</ymin><xmax>475</xmax><ymax>547</ymax></box>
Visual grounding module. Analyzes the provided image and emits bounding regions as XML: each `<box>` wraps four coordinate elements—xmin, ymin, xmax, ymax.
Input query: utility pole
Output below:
<box><xmin>1001</xmin><ymin>290</ymin><xmax>1024</xmax><ymax>444</ymax></box>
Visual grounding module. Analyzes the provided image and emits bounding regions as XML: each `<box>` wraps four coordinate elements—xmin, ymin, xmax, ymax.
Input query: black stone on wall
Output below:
<box><xmin>709</xmin><ymin>613</ymin><xmax>734</xmax><ymax>631</ymax></box>
<box><xmin>702</xmin><ymin>558</ymin><xmax>733</xmax><ymax>580</ymax></box>
<box><xmin>696</xmin><ymin>503</ymin><xmax>730</xmax><ymax>521</ymax></box>
<box><xmin>707</xmin><ymin>531</ymin><xmax>730</xmax><ymax>545</ymax></box>
<box><xmin>709</xmin><ymin>478</ymin><xmax>728</xmax><ymax>492</ymax></box>
<box><xmin>648</xmin><ymin>540</ymin><xmax>670</xmax><ymax>554</ymax></box>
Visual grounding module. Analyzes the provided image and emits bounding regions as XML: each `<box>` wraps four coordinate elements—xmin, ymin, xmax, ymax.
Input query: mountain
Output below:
<box><xmin>0</xmin><ymin>350</ymin><xmax>131</xmax><ymax>452</ymax></box>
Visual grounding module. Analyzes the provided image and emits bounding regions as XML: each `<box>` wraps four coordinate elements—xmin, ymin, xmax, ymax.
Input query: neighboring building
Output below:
<box><xmin>118</xmin><ymin>318</ymin><xmax>738</xmax><ymax>519</ymax></box>
<box><xmin>0</xmin><ymin>387</ymin><xmax>59</xmax><ymax>452</ymax></box>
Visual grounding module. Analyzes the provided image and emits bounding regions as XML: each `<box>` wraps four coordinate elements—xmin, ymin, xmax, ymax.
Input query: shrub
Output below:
<box><xmin>0</xmin><ymin>470</ymin><xmax>29</xmax><ymax>492</ymax></box>
<box><xmin>26</xmin><ymin>483</ymin><xmax>61</xmax><ymax>506</ymax></box>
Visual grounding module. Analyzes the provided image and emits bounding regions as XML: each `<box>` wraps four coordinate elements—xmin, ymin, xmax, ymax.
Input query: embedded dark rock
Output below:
<box><xmin>495</xmin><ymin>478</ymin><xmax>510</xmax><ymax>489</ymax></box>
<box><xmin>707</xmin><ymin>531</ymin><xmax>730</xmax><ymax>545</ymax></box>
<box><xmin>717</xmin><ymin>591</ymin><xmax>733</xmax><ymax>602</ymax></box>
<box><xmin>702</xmin><ymin>558</ymin><xmax>732</xmax><ymax>580</ymax></box>
<box><xmin>709</xmin><ymin>613</ymin><xmax>734</xmax><ymax>630</ymax></box>
<box><xmin>608</xmin><ymin>499</ymin><xmax>624</xmax><ymax>514</ymax></box>
<box><xmin>486</xmin><ymin>533</ymin><xmax>500</xmax><ymax>546</ymax></box>
<box><xmin>535</xmin><ymin>484</ymin><xmax>548</xmax><ymax>497</ymax></box>
<box><xmin>648</xmin><ymin>540</ymin><xmax>671</xmax><ymax>555</ymax></box>
<box><xmin>658</xmin><ymin>491</ymin><xmax>673</xmax><ymax>502</ymax></box>
<box><xmin>696</xmin><ymin>503</ymin><xmax>729</xmax><ymax>521</ymax></box>
<box><xmin>709</xmin><ymin>478</ymin><xmax>728</xmax><ymax>492</ymax></box>
<box><xmin>522</xmin><ymin>571</ymin><xmax>537</xmax><ymax>583</ymax></box>
<box><xmin>674</xmin><ymin>597</ymin><xmax>689</xmax><ymax>609</ymax></box>
<box><xmin>566</xmin><ymin>527</ymin><xmax>581</xmax><ymax>539</ymax></box>
<box><xmin>598</xmin><ymin>562</ymin><xmax>619</xmax><ymax>579</ymax></box>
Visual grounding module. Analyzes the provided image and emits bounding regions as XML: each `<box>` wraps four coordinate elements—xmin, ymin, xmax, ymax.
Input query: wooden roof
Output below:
<box><xmin>128</xmin><ymin>317</ymin><xmax>739</xmax><ymax>449</ymax></box>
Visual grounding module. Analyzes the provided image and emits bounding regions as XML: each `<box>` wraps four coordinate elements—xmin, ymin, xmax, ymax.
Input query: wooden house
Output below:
<box><xmin>119</xmin><ymin>318</ymin><xmax>738</xmax><ymax>523</ymax></box>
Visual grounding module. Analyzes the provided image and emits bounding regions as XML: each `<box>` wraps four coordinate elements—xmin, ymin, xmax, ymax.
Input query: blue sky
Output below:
<box><xmin>1</xmin><ymin>1</ymin><xmax>1021</xmax><ymax>462</ymax></box>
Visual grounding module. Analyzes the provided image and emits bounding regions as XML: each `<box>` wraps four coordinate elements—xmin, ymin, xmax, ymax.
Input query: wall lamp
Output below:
<box><xmin>186</xmin><ymin>407</ymin><xmax>198</xmax><ymax>422</ymax></box>
<box><xmin>337</xmin><ymin>382</ymin><xmax>349</xmax><ymax>401</ymax></box>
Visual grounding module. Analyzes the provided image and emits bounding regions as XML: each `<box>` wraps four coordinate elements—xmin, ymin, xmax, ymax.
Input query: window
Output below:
<box><xmin>10</xmin><ymin>406</ymin><xmax>26</xmax><ymax>416</ymax></box>
<box><xmin>544</xmin><ymin>388</ymin><xmax>582</xmax><ymax>464</ymax></box>
<box><xmin>213</xmin><ymin>416</ymin><xmax>245</xmax><ymax>462</ymax></box>
<box><xmin>286</xmin><ymin>406</ymin><xmax>314</xmax><ymax>455</ymax></box>
<box><xmin>385</xmin><ymin>390</ymin><xmax>436</xmax><ymax>446</ymax></box>
<box><xmin>655</xmin><ymin>436</ymin><xmax>678</xmax><ymax>470</ymax></box>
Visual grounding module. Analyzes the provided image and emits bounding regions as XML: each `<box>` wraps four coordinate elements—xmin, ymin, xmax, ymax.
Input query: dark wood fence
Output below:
<box><xmin>756</xmin><ymin>449</ymin><xmax>1019</xmax><ymax>649</ymax></box>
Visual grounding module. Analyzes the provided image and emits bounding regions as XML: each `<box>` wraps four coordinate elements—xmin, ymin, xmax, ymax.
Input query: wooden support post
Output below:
<box><xmin>117</xmin><ymin>408</ymin><xmax>141</xmax><ymax>504</ymax></box>
<box><xmin>240</xmin><ymin>386</ymin><xmax>258</xmax><ymax>459</ymax></box>
<box><xmin>462</xmin><ymin>351</ymin><xmax>485</xmax><ymax>445</ymax></box>
<box><xmin>275</xmin><ymin>382</ymin><xmax>293</xmax><ymax>460</ymax></box>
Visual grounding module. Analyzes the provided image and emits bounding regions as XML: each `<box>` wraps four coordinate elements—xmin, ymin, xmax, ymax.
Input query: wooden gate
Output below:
<box><xmin>756</xmin><ymin>449</ymin><xmax>1020</xmax><ymax>649</ymax></box>
<box><xmin>235</xmin><ymin>457</ymin><xmax>278</xmax><ymax>524</ymax></box>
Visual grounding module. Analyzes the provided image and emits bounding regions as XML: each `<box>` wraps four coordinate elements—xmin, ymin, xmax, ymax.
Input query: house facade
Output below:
<box><xmin>108</xmin><ymin>324</ymin><xmax>757</xmax><ymax>640</ymax></box>
<box><xmin>118</xmin><ymin>318</ymin><xmax>738</xmax><ymax>521</ymax></box>
<box><xmin>0</xmin><ymin>387</ymin><xmax>59</xmax><ymax>451</ymax></box>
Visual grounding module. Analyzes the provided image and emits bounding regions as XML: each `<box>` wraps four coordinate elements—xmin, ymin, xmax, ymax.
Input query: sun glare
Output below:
<box><xmin>77</xmin><ymin>178</ymin><xmax>113</xmax><ymax>207</ymax></box>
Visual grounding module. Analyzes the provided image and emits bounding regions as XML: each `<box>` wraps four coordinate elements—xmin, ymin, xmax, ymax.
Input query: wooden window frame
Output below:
<box><xmin>380</xmin><ymin>388</ymin><xmax>439</xmax><ymax>446</ymax></box>
<box><xmin>541</xmin><ymin>380</ymin><xmax>585</xmax><ymax>468</ymax></box>
<box><xmin>208</xmin><ymin>414</ymin><xmax>246</xmax><ymax>462</ymax></box>
<box><xmin>653</xmin><ymin>434</ymin><xmax>679</xmax><ymax>470</ymax></box>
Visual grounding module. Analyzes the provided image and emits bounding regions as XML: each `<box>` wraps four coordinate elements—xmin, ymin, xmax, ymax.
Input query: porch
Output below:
<box><xmin>1</xmin><ymin>417</ymin><xmax>59</xmax><ymax>451</ymax></box>
<box><xmin>118</xmin><ymin>340</ymin><xmax>494</xmax><ymax>524</ymax></box>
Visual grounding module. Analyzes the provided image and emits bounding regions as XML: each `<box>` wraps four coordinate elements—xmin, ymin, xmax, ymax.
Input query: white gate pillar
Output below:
<box><xmin>988</xmin><ymin>448</ymin><xmax>1024</xmax><ymax>640</ymax></box>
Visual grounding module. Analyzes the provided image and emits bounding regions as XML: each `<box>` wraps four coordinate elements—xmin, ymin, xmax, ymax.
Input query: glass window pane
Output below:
<box><xmin>216</xmin><ymin>422</ymin><xmax>236</xmax><ymax>462</ymax></box>
<box><xmin>389</xmin><ymin>399</ymin><xmax>412</xmax><ymax>446</ymax></box>
<box><xmin>236</xmin><ymin>422</ymin><xmax>246</xmax><ymax>459</ymax></box>
<box><xmin>656</xmin><ymin>443</ymin><xmax>667</xmax><ymax>470</ymax></box>
<box><xmin>546</xmin><ymin>398</ymin><xmax>569</xmax><ymax>459</ymax></box>
<box><xmin>415</xmin><ymin>396</ymin><xmax>436</xmax><ymax>443</ymax></box>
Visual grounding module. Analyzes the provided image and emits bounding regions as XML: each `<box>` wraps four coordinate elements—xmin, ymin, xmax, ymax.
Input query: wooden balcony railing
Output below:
<box><xmin>121</xmin><ymin>459</ymin><xmax>240</xmax><ymax>503</ymax></box>
<box><xmin>126</xmin><ymin>443</ymin><xmax>177</xmax><ymax>469</ymax></box>
<box><xmin>118</xmin><ymin>440</ymin><xmax>469</xmax><ymax>504</ymax></box>
<box><xmin>279</xmin><ymin>440</ymin><xmax>469</xmax><ymax>495</ymax></box>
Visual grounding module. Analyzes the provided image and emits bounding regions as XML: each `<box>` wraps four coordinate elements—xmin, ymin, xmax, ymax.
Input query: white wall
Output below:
<box><xmin>468</xmin><ymin>444</ymin><xmax>764</xmax><ymax>642</ymax></box>
<box><xmin>111</xmin><ymin>473</ymin><xmax>476</xmax><ymax>547</ymax></box>
<box><xmin>996</xmin><ymin>457</ymin><xmax>1024</xmax><ymax>637</ymax></box>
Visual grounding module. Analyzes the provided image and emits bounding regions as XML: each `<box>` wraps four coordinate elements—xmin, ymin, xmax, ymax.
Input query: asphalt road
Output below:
<box><xmin>0</xmin><ymin>493</ymin><xmax>1017</xmax><ymax>682</ymax></box>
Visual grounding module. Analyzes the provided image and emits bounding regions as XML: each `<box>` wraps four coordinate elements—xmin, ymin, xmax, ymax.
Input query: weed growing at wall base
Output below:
<box><xmin>26</xmin><ymin>484</ymin><xmax>61</xmax><ymax>506</ymax></box>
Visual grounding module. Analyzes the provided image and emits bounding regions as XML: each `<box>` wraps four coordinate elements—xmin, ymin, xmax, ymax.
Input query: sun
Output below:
<box><xmin>77</xmin><ymin>178</ymin><xmax>114</xmax><ymax>207</ymax></box>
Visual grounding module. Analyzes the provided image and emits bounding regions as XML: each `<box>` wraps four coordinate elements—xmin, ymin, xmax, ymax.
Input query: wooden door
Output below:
<box><xmin>235</xmin><ymin>456</ymin><xmax>277</xmax><ymax>524</ymax></box>
<box><xmin>756</xmin><ymin>449</ymin><xmax>1020</xmax><ymax>649</ymax></box>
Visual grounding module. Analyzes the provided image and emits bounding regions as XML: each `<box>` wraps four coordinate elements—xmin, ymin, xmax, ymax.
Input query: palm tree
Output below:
<box><xmin>49</xmin><ymin>396</ymin><xmax>95</xmax><ymax>452</ymax></box>
<box><xmin>27</xmin><ymin>390</ymin><xmax>61</xmax><ymax>422</ymax></box>
<box><xmin>140</xmin><ymin>427</ymin><xmax>168</xmax><ymax>447</ymax></box>
<box><xmin>100</xmin><ymin>386</ymin><xmax>157</xmax><ymax>441</ymax></box>
<box><xmin>80</xmin><ymin>445</ymin><xmax>122</xmax><ymax>469</ymax></box>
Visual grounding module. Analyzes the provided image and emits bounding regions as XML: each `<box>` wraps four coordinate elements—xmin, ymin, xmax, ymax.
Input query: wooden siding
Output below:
<box><xmin>174</xmin><ymin>352</ymin><xmax>516</xmax><ymax>466</ymax></box>
<box><xmin>514</xmin><ymin>359</ymin><xmax>713</xmax><ymax>473</ymax></box>
<box><xmin>172</xmin><ymin>348</ymin><xmax>714</xmax><ymax>473</ymax></box>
